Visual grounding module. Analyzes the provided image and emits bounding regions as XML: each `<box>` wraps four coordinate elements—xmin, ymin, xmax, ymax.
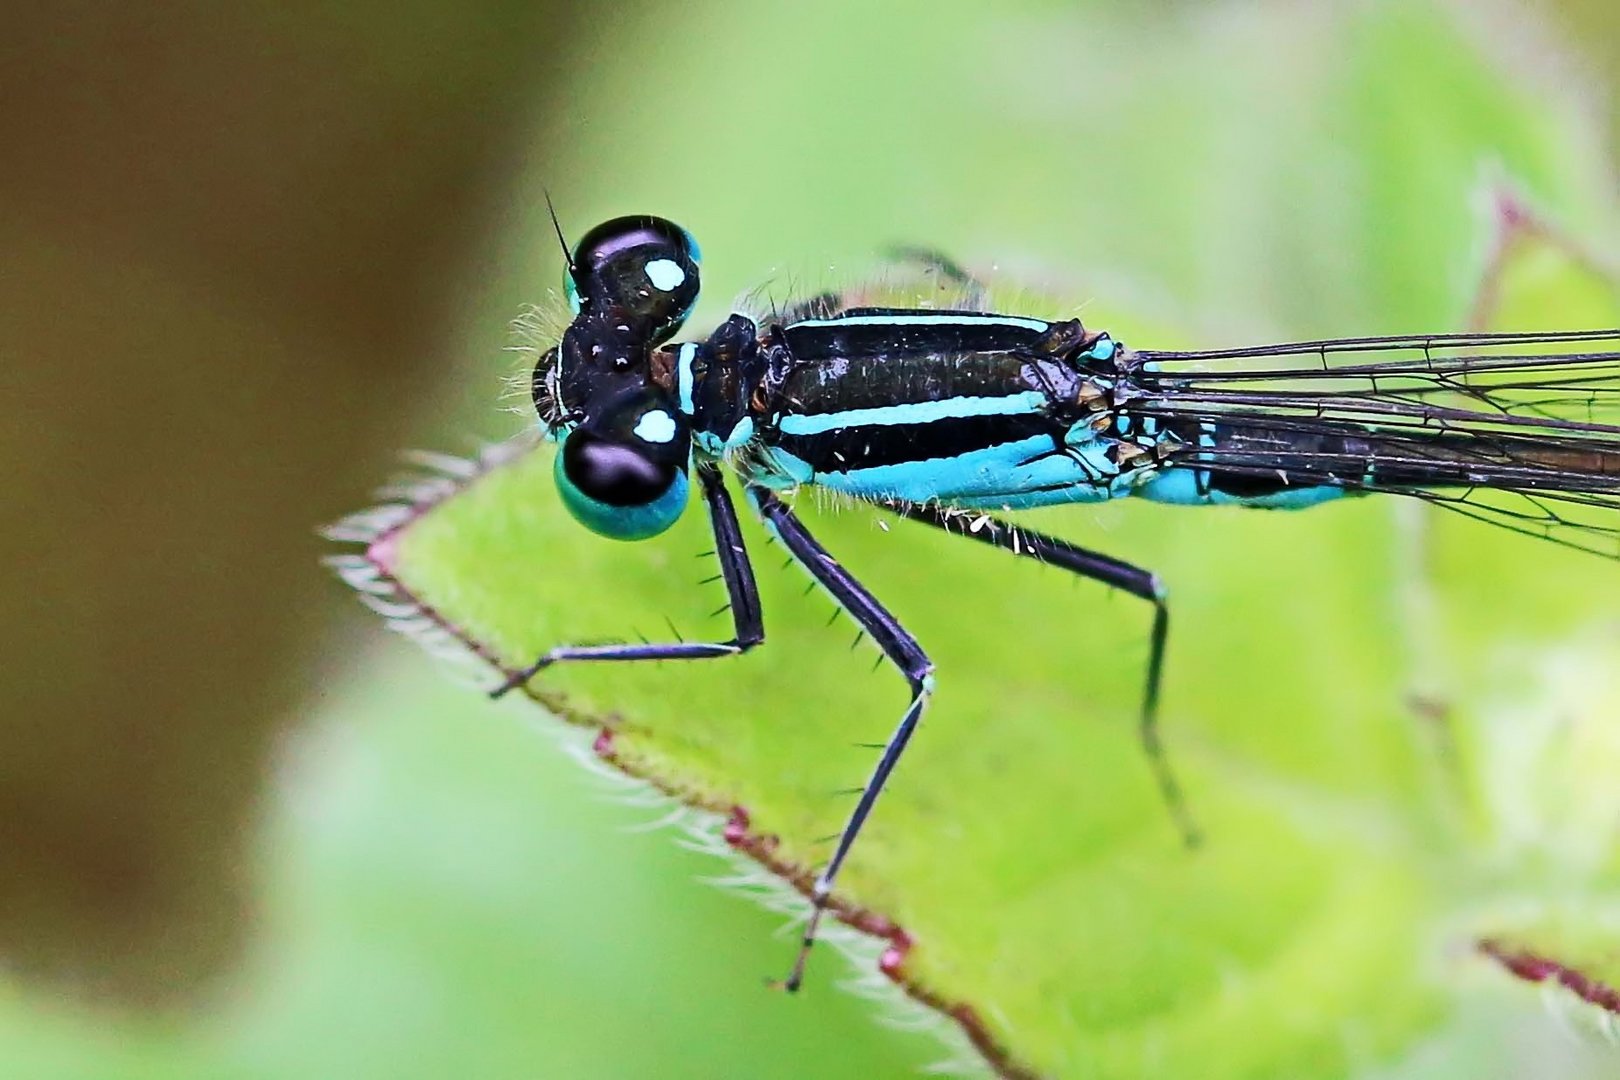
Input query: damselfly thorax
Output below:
<box><xmin>504</xmin><ymin>213</ymin><xmax>1620</xmax><ymax>991</ymax></box>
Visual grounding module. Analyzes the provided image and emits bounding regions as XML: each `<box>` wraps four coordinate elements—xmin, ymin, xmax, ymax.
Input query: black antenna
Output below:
<box><xmin>543</xmin><ymin>188</ymin><xmax>574</xmax><ymax>274</ymax></box>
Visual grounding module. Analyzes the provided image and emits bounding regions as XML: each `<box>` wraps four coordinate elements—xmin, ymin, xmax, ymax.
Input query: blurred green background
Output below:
<box><xmin>4</xmin><ymin>1</ymin><xmax>1620</xmax><ymax>1077</ymax></box>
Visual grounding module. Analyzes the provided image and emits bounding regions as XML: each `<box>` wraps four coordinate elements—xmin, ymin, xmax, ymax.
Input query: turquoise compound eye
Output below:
<box><xmin>555</xmin><ymin>426</ymin><xmax>690</xmax><ymax>541</ymax></box>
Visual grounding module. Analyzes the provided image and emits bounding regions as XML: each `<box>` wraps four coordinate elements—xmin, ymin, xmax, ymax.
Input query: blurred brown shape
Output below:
<box><xmin>0</xmin><ymin>1</ymin><xmax>575</xmax><ymax>1000</ymax></box>
<box><xmin>1548</xmin><ymin>0</ymin><xmax>1620</xmax><ymax>149</ymax></box>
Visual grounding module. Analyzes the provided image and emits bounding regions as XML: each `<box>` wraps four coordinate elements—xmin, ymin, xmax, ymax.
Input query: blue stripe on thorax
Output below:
<box><xmin>777</xmin><ymin>390</ymin><xmax>1047</xmax><ymax>436</ymax></box>
<box><xmin>761</xmin><ymin>430</ymin><xmax>1142</xmax><ymax>506</ymax></box>
<box><xmin>675</xmin><ymin>342</ymin><xmax>699</xmax><ymax>417</ymax></box>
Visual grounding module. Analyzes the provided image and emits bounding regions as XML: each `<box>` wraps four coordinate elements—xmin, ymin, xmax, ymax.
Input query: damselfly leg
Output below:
<box><xmin>492</xmin><ymin>464</ymin><xmax>932</xmax><ymax>992</ymax></box>
<box><xmin>770</xmin><ymin>244</ymin><xmax>990</xmax><ymax>325</ymax></box>
<box><xmin>886</xmin><ymin>503</ymin><xmax>1197</xmax><ymax>848</ymax></box>
<box><xmin>751</xmin><ymin>486</ymin><xmax>933</xmax><ymax>993</ymax></box>
<box><xmin>490</xmin><ymin>465</ymin><xmax>763</xmax><ymax>694</ymax></box>
<box><xmin>884</xmin><ymin>244</ymin><xmax>990</xmax><ymax>310</ymax></box>
<box><xmin>772</xmin><ymin>290</ymin><xmax>846</xmax><ymax>325</ymax></box>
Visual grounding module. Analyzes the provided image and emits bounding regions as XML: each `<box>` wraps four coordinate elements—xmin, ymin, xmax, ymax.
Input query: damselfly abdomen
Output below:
<box><xmin>493</xmin><ymin>214</ymin><xmax>1620</xmax><ymax>990</ymax></box>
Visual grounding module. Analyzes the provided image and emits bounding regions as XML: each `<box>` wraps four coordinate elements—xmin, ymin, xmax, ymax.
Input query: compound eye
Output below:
<box><xmin>565</xmin><ymin>215</ymin><xmax>701</xmax><ymax>343</ymax></box>
<box><xmin>562</xmin><ymin>430</ymin><xmax>676</xmax><ymax>506</ymax></box>
<box><xmin>554</xmin><ymin>393</ymin><xmax>691</xmax><ymax>541</ymax></box>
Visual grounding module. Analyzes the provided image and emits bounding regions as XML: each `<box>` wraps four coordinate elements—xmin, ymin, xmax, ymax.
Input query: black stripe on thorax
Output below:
<box><xmin>781</xmin><ymin>315</ymin><xmax>1051</xmax><ymax>361</ymax></box>
<box><xmin>771</xmin><ymin>413</ymin><xmax>1059</xmax><ymax>473</ymax></box>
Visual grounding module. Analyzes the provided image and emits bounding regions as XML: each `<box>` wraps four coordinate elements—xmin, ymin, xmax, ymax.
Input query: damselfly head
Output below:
<box><xmin>532</xmin><ymin>215</ymin><xmax>702</xmax><ymax>425</ymax></box>
<box><xmin>563</xmin><ymin>215</ymin><xmax>701</xmax><ymax>339</ymax></box>
<box><xmin>537</xmin><ymin>215</ymin><xmax>702</xmax><ymax>541</ymax></box>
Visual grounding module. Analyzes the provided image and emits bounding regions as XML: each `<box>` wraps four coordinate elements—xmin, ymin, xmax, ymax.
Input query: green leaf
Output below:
<box><xmin>334</xmin><ymin>3</ymin><xmax>1620</xmax><ymax>1077</ymax></box>
<box><xmin>350</xmin><ymin>236</ymin><xmax>1620</xmax><ymax>1078</ymax></box>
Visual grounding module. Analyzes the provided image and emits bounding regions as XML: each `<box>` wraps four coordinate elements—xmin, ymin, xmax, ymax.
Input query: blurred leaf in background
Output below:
<box><xmin>5</xmin><ymin>0</ymin><xmax>1620</xmax><ymax>1078</ymax></box>
<box><xmin>0</xmin><ymin>0</ymin><xmax>583</xmax><ymax>996</ymax></box>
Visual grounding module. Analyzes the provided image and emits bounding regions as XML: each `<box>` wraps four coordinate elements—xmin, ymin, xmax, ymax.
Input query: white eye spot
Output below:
<box><xmin>633</xmin><ymin>409</ymin><xmax>678</xmax><ymax>444</ymax></box>
<box><xmin>645</xmin><ymin>258</ymin><xmax>686</xmax><ymax>292</ymax></box>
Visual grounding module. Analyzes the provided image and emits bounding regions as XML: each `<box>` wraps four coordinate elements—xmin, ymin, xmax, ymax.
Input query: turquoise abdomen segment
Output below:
<box><xmin>1136</xmin><ymin>468</ymin><xmax>1349</xmax><ymax>509</ymax></box>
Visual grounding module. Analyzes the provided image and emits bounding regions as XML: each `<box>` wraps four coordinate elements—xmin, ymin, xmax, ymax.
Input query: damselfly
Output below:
<box><xmin>492</xmin><ymin>214</ymin><xmax>1620</xmax><ymax>990</ymax></box>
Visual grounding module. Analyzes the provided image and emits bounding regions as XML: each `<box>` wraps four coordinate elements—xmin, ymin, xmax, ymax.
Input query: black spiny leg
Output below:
<box><xmin>490</xmin><ymin>465</ymin><xmax>763</xmax><ymax>697</ymax></box>
<box><xmin>775</xmin><ymin>248</ymin><xmax>988</xmax><ymax>326</ymax></box>
<box><xmin>885</xmin><ymin>245</ymin><xmax>990</xmax><ymax>310</ymax></box>
<box><xmin>773</xmin><ymin>290</ymin><xmax>846</xmax><ymax>325</ymax></box>
<box><xmin>749</xmin><ymin>487</ymin><xmax>933</xmax><ymax>993</ymax></box>
<box><xmin>888</xmin><ymin>503</ymin><xmax>1200</xmax><ymax>849</ymax></box>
